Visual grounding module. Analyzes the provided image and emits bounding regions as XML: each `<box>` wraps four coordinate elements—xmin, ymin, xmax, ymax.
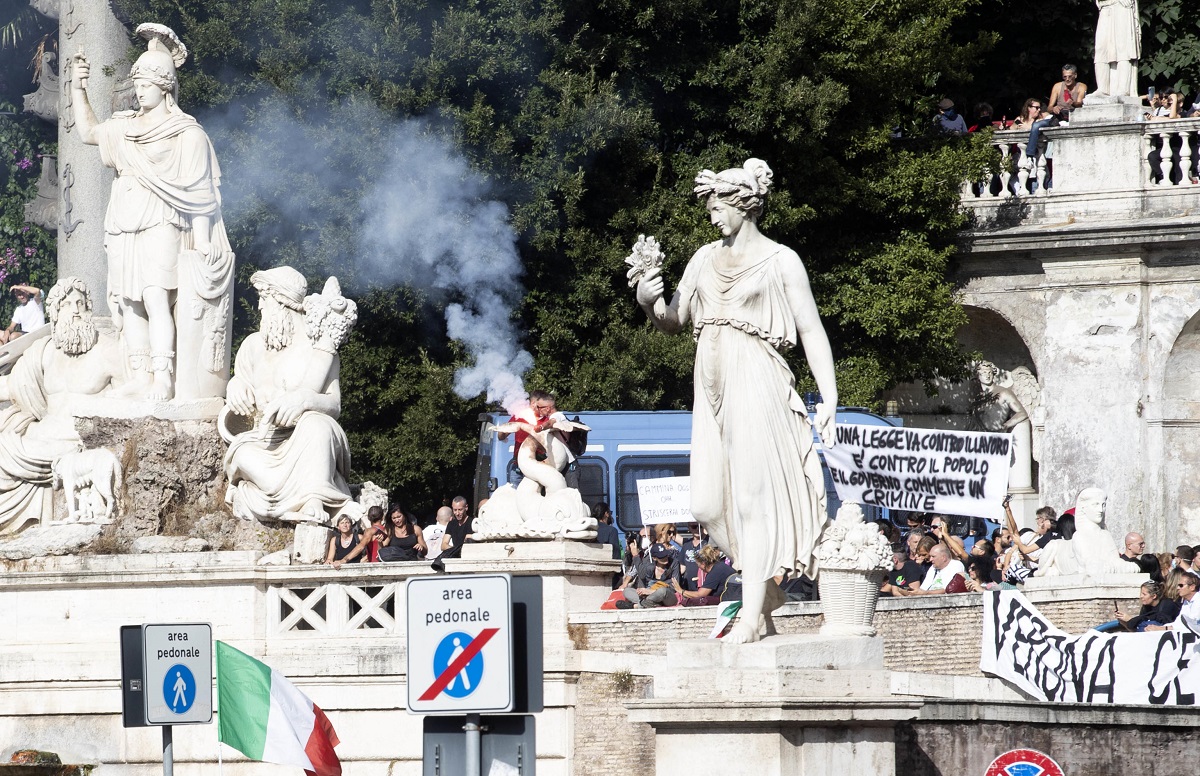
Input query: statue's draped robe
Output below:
<box><xmin>1095</xmin><ymin>0</ymin><xmax>1140</xmax><ymax>62</ymax></box>
<box><xmin>95</xmin><ymin>110</ymin><xmax>235</xmax><ymax>394</ymax></box>
<box><xmin>223</xmin><ymin>336</ymin><xmax>352</xmax><ymax>521</ymax></box>
<box><xmin>678</xmin><ymin>242</ymin><xmax>827</xmax><ymax>582</ymax></box>
<box><xmin>0</xmin><ymin>339</ymin><xmax>84</xmax><ymax>535</ymax></box>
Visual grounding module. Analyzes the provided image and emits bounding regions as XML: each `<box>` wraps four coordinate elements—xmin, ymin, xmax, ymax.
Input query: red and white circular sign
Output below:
<box><xmin>984</xmin><ymin>749</ymin><xmax>1065</xmax><ymax>776</ymax></box>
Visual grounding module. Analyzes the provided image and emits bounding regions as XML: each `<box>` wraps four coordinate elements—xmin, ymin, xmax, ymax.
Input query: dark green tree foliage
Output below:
<box><xmin>1141</xmin><ymin>0</ymin><xmax>1200</xmax><ymax>94</ymax></box>
<box><xmin>0</xmin><ymin>104</ymin><xmax>56</xmax><ymax>324</ymax></box>
<box><xmin>114</xmin><ymin>0</ymin><xmax>995</xmax><ymax>512</ymax></box>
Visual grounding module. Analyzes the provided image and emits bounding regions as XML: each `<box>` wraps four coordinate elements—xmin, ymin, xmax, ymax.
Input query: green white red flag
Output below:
<box><xmin>709</xmin><ymin>600</ymin><xmax>742</xmax><ymax>638</ymax></box>
<box><xmin>215</xmin><ymin>641</ymin><xmax>341</xmax><ymax>776</ymax></box>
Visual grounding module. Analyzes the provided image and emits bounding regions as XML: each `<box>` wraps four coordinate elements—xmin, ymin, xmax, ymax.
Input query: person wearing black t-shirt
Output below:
<box><xmin>881</xmin><ymin>546</ymin><xmax>923</xmax><ymax>596</ymax></box>
<box><xmin>440</xmin><ymin>496</ymin><xmax>476</xmax><ymax>559</ymax></box>
<box><xmin>676</xmin><ymin>545</ymin><xmax>735</xmax><ymax>606</ymax></box>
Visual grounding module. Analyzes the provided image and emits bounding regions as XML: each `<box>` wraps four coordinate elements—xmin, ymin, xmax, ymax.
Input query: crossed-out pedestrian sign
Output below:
<box><xmin>406</xmin><ymin>574</ymin><xmax>513</xmax><ymax>714</ymax></box>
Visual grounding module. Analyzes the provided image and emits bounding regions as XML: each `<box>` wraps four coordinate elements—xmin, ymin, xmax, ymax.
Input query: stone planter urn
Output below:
<box><xmin>813</xmin><ymin>503</ymin><xmax>893</xmax><ymax>637</ymax></box>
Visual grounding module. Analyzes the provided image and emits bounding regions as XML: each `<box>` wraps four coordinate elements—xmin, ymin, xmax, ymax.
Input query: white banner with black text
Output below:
<box><xmin>981</xmin><ymin>589</ymin><xmax>1200</xmax><ymax>705</ymax></box>
<box><xmin>822</xmin><ymin>424</ymin><xmax>1011</xmax><ymax>521</ymax></box>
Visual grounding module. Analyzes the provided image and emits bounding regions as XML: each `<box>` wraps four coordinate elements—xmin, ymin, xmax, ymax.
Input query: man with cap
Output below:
<box><xmin>935</xmin><ymin>98</ymin><xmax>968</xmax><ymax>135</ymax></box>
<box><xmin>616</xmin><ymin>542</ymin><xmax>680</xmax><ymax>608</ymax></box>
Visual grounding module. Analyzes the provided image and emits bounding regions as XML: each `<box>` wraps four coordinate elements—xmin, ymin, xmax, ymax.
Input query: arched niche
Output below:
<box><xmin>882</xmin><ymin>305</ymin><xmax>1038</xmax><ymax>419</ymax></box>
<box><xmin>1160</xmin><ymin>309</ymin><xmax>1200</xmax><ymax>544</ymax></box>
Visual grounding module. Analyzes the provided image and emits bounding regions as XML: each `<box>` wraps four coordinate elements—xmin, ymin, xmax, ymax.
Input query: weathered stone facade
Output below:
<box><xmin>891</xmin><ymin>112</ymin><xmax>1200</xmax><ymax>549</ymax></box>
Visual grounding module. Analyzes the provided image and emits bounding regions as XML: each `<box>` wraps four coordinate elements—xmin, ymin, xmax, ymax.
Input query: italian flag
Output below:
<box><xmin>709</xmin><ymin>601</ymin><xmax>742</xmax><ymax>638</ymax></box>
<box><xmin>215</xmin><ymin>641</ymin><xmax>342</xmax><ymax>776</ymax></box>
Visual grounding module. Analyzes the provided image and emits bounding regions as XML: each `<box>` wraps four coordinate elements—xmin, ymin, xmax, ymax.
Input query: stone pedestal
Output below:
<box><xmin>629</xmin><ymin>635</ymin><xmax>920</xmax><ymax>776</ymax></box>
<box><xmin>1050</xmin><ymin>110</ymin><xmax>1147</xmax><ymax>195</ymax></box>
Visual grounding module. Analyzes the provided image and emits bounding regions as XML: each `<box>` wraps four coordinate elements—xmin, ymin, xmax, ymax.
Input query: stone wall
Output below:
<box><xmin>898</xmin><ymin>706</ymin><xmax>1200</xmax><ymax>776</ymax></box>
<box><xmin>567</xmin><ymin>590</ymin><xmax>1122</xmax><ymax>775</ymax></box>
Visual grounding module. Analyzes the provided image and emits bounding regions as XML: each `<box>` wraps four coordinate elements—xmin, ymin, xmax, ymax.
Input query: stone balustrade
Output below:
<box><xmin>962</xmin><ymin>107</ymin><xmax>1200</xmax><ymax>229</ymax></box>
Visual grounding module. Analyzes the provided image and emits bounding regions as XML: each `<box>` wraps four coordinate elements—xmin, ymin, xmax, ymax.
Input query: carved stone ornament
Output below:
<box><xmin>22</xmin><ymin>51</ymin><xmax>58</xmax><ymax>124</ymax></box>
<box><xmin>23</xmin><ymin>154</ymin><xmax>58</xmax><ymax>232</ymax></box>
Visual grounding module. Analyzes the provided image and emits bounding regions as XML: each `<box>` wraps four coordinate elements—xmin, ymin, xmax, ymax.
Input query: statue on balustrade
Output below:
<box><xmin>0</xmin><ymin>278</ymin><xmax>125</xmax><ymax>536</ymax></box>
<box><xmin>221</xmin><ymin>267</ymin><xmax>359</xmax><ymax>525</ymax></box>
<box><xmin>630</xmin><ymin>158</ymin><xmax>839</xmax><ymax>644</ymax></box>
<box><xmin>971</xmin><ymin>360</ymin><xmax>1037</xmax><ymax>491</ymax></box>
<box><xmin>1093</xmin><ymin>0</ymin><xmax>1140</xmax><ymax>99</ymax></box>
<box><xmin>1036</xmin><ymin>488</ymin><xmax>1131</xmax><ymax>577</ymax></box>
<box><xmin>70</xmin><ymin>23</ymin><xmax>235</xmax><ymax>402</ymax></box>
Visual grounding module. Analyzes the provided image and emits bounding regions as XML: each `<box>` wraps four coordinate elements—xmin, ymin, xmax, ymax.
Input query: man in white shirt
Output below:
<box><xmin>1147</xmin><ymin>573</ymin><xmax>1200</xmax><ymax>633</ymax></box>
<box><xmin>1</xmin><ymin>284</ymin><xmax>44</xmax><ymax>344</ymax></box>
<box><xmin>895</xmin><ymin>544</ymin><xmax>966</xmax><ymax>596</ymax></box>
<box><xmin>424</xmin><ymin>506</ymin><xmax>452</xmax><ymax>559</ymax></box>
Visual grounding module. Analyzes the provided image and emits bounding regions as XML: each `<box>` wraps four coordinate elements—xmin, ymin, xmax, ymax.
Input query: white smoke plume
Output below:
<box><xmin>356</xmin><ymin>123</ymin><xmax>532</xmax><ymax>411</ymax></box>
<box><xmin>203</xmin><ymin>97</ymin><xmax>532</xmax><ymax>410</ymax></box>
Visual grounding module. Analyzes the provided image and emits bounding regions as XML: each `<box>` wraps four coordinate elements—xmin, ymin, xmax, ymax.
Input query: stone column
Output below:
<box><xmin>56</xmin><ymin>0</ymin><xmax>129</xmax><ymax>314</ymax></box>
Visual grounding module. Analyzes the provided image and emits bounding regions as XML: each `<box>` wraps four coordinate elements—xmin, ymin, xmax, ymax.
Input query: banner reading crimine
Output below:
<box><xmin>822</xmin><ymin>424</ymin><xmax>1011</xmax><ymax>521</ymax></box>
<box><xmin>980</xmin><ymin>589</ymin><xmax>1200</xmax><ymax>705</ymax></box>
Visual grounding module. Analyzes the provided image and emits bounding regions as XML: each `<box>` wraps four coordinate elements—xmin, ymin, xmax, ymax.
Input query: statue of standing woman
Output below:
<box><xmin>633</xmin><ymin>159</ymin><xmax>838</xmax><ymax>643</ymax></box>
<box><xmin>70</xmin><ymin>24</ymin><xmax>234</xmax><ymax>402</ymax></box>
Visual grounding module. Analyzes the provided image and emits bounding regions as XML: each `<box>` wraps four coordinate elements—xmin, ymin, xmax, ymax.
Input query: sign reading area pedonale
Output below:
<box><xmin>822</xmin><ymin>424</ymin><xmax>1011</xmax><ymax>520</ymax></box>
<box><xmin>981</xmin><ymin>590</ymin><xmax>1200</xmax><ymax>705</ymax></box>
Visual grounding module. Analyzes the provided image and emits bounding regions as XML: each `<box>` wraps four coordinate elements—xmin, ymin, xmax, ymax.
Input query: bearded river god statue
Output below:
<box><xmin>220</xmin><ymin>268</ymin><xmax>360</xmax><ymax>525</ymax></box>
<box><xmin>632</xmin><ymin>158</ymin><xmax>839</xmax><ymax>644</ymax></box>
<box><xmin>70</xmin><ymin>23</ymin><xmax>234</xmax><ymax>402</ymax></box>
<box><xmin>0</xmin><ymin>278</ymin><xmax>124</xmax><ymax>535</ymax></box>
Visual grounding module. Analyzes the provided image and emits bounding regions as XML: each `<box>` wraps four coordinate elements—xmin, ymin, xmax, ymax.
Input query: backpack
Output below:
<box><xmin>565</xmin><ymin>415</ymin><xmax>588</xmax><ymax>458</ymax></box>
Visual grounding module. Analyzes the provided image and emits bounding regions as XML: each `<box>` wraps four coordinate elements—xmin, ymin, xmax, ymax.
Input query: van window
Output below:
<box><xmin>615</xmin><ymin>455</ymin><xmax>689</xmax><ymax>532</ymax></box>
<box><xmin>575</xmin><ymin>457</ymin><xmax>609</xmax><ymax>513</ymax></box>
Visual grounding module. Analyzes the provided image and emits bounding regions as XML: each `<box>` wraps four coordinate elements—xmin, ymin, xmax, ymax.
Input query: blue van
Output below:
<box><xmin>472</xmin><ymin>408</ymin><xmax>904</xmax><ymax>533</ymax></box>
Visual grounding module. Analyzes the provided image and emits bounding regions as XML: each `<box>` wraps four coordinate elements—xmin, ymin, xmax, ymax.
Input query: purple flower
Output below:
<box><xmin>23</xmin><ymin>247</ymin><xmax>34</xmax><ymax>257</ymax></box>
<box><xmin>16</xmin><ymin>158</ymin><xmax>32</xmax><ymax>170</ymax></box>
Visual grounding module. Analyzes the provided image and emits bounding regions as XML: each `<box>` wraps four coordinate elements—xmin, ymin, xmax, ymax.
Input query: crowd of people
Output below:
<box><xmin>322</xmin><ymin>496</ymin><xmax>478</xmax><ymax>567</ymax></box>
<box><xmin>939</xmin><ymin>63</ymin><xmax>1200</xmax><ymax>192</ymax></box>
<box><xmin>878</xmin><ymin>497</ymin><xmax>1199</xmax><ymax>633</ymax></box>
<box><xmin>318</xmin><ymin>479</ymin><xmax>1183</xmax><ymax>631</ymax></box>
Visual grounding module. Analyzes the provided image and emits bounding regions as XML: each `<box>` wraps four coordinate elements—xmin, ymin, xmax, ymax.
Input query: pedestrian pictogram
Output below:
<box><xmin>985</xmin><ymin>749</ymin><xmax>1065</xmax><ymax>776</ymax></box>
<box><xmin>421</xmin><ymin>629</ymin><xmax>498</xmax><ymax>700</ymax></box>
<box><xmin>164</xmin><ymin>664</ymin><xmax>196</xmax><ymax>714</ymax></box>
<box><xmin>406</xmin><ymin>575</ymin><xmax>513</xmax><ymax>714</ymax></box>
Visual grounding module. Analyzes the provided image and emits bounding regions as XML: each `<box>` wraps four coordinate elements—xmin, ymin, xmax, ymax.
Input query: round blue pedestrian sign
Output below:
<box><xmin>432</xmin><ymin>632</ymin><xmax>485</xmax><ymax>698</ymax></box>
<box><xmin>163</xmin><ymin>664</ymin><xmax>196</xmax><ymax>714</ymax></box>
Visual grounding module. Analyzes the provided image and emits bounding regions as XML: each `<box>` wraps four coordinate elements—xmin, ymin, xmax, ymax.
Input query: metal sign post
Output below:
<box><xmin>410</xmin><ymin>575</ymin><xmax>544</xmax><ymax>776</ymax></box>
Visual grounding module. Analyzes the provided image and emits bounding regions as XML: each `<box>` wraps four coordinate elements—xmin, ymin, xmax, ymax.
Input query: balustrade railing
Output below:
<box><xmin>963</xmin><ymin>119</ymin><xmax>1200</xmax><ymax>210</ymax></box>
<box><xmin>1144</xmin><ymin>120</ymin><xmax>1200</xmax><ymax>186</ymax></box>
<box><xmin>962</xmin><ymin>128</ymin><xmax>1050</xmax><ymax>201</ymax></box>
<box><xmin>269</xmin><ymin>580</ymin><xmax>400</xmax><ymax>635</ymax></box>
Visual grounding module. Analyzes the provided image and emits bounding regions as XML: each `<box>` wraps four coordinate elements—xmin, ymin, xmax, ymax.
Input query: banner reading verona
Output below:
<box><xmin>822</xmin><ymin>424</ymin><xmax>1011</xmax><ymax>521</ymax></box>
<box><xmin>981</xmin><ymin>589</ymin><xmax>1200</xmax><ymax>705</ymax></box>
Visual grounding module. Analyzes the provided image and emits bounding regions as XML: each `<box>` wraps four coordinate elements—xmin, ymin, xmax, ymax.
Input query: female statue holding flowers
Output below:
<box><xmin>633</xmin><ymin>158</ymin><xmax>839</xmax><ymax>643</ymax></box>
